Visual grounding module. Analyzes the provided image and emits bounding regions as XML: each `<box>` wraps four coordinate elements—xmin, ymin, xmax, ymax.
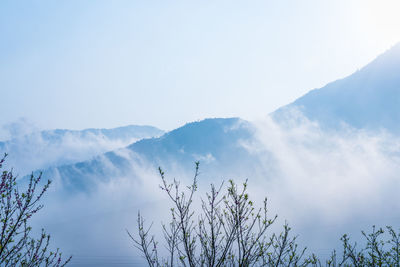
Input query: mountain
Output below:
<box><xmin>35</xmin><ymin>118</ymin><xmax>261</xmax><ymax>192</ymax></box>
<box><xmin>29</xmin><ymin>43</ymin><xmax>400</xmax><ymax>191</ymax></box>
<box><xmin>21</xmin><ymin>44</ymin><xmax>400</xmax><ymax>266</ymax></box>
<box><xmin>0</xmin><ymin>125</ymin><xmax>164</xmax><ymax>176</ymax></box>
<box><xmin>274</xmin><ymin>43</ymin><xmax>400</xmax><ymax>133</ymax></box>
<box><xmin>128</xmin><ymin>118</ymin><xmax>254</xmax><ymax>169</ymax></box>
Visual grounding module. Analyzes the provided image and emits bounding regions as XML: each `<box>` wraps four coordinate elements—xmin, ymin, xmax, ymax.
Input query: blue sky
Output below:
<box><xmin>1</xmin><ymin>0</ymin><xmax>399</xmax><ymax>133</ymax></box>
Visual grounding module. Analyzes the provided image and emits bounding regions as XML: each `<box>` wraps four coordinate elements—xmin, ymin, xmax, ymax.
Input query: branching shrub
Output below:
<box><xmin>309</xmin><ymin>226</ymin><xmax>400</xmax><ymax>267</ymax></box>
<box><xmin>0</xmin><ymin>154</ymin><xmax>71</xmax><ymax>266</ymax></box>
<box><xmin>129</xmin><ymin>163</ymin><xmax>308</xmax><ymax>266</ymax></box>
<box><xmin>130</xmin><ymin>163</ymin><xmax>400</xmax><ymax>267</ymax></box>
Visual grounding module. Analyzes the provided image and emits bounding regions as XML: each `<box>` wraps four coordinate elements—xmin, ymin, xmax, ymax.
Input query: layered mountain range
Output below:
<box><xmin>21</xmin><ymin>43</ymin><xmax>400</xmax><ymax>191</ymax></box>
<box><xmin>9</xmin><ymin>43</ymin><xmax>400</xmax><ymax>266</ymax></box>
<box><xmin>0</xmin><ymin>125</ymin><xmax>164</xmax><ymax>176</ymax></box>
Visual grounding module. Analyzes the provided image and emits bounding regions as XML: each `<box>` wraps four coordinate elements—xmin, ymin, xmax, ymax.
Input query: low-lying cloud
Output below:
<box><xmin>244</xmin><ymin>111</ymin><xmax>400</xmax><ymax>254</ymax></box>
<box><xmin>21</xmin><ymin>111</ymin><xmax>400</xmax><ymax>265</ymax></box>
<box><xmin>0</xmin><ymin>123</ymin><xmax>160</xmax><ymax>177</ymax></box>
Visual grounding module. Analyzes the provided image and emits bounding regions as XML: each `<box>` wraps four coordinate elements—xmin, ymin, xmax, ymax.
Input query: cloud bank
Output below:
<box><xmin>244</xmin><ymin>111</ymin><xmax>400</xmax><ymax>254</ymax></box>
<box><xmin>0</xmin><ymin>121</ymin><xmax>162</xmax><ymax>177</ymax></box>
<box><xmin>21</xmin><ymin>112</ymin><xmax>400</xmax><ymax>265</ymax></box>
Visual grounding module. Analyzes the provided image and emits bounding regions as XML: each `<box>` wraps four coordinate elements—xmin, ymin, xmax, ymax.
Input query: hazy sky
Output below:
<box><xmin>1</xmin><ymin>0</ymin><xmax>399</xmax><ymax>132</ymax></box>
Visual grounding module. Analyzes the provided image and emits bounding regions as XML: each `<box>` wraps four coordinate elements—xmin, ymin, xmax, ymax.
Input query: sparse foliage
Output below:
<box><xmin>309</xmin><ymin>226</ymin><xmax>400</xmax><ymax>267</ymax></box>
<box><xmin>130</xmin><ymin>163</ymin><xmax>400</xmax><ymax>266</ymax></box>
<box><xmin>129</xmin><ymin>163</ymin><xmax>308</xmax><ymax>266</ymax></box>
<box><xmin>0</xmin><ymin>154</ymin><xmax>71</xmax><ymax>266</ymax></box>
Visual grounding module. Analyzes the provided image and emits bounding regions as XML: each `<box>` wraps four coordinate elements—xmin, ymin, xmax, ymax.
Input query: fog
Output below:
<box><xmin>0</xmin><ymin>119</ymin><xmax>162</xmax><ymax>177</ymax></box>
<box><xmin>16</xmin><ymin>112</ymin><xmax>400</xmax><ymax>266</ymax></box>
<box><xmin>247</xmin><ymin>111</ymin><xmax>400</xmax><ymax>255</ymax></box>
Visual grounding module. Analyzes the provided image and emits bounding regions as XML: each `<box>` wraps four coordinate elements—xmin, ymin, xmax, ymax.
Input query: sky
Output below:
<box><xmin>1</xmin><ymin>0</ymin><xmax>400</xmax><ymax>133</ymax></box>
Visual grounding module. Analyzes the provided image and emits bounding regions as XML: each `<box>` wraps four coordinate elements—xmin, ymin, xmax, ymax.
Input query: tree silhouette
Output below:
<box><xmin>130</xmin><ymin>163</ymin><xmax>400</xmax><ymax>266</ymax></box>
<box><xmin>0</xmin><ymin>154</ymin><xmax>71</xmax><ymax>266</ymax></box>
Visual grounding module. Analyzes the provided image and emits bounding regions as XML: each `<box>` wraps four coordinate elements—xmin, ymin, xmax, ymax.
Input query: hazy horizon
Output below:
<box><xmin>2</xmin><ymin>1</ymin><xmax>400</xmax><ymax>266</ymax></box>
<box><xmin>1</xmin><ymin>0</ymin><xmax>400</xmax><ymax>133</ymax></box>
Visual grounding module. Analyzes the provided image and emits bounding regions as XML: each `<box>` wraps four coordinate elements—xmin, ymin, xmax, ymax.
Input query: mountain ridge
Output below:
<box><xmin>20</xmin><ymin>42</ymin><xmax>400</xmax><ymax>191</ymax></box>
<box><xmin>0</xmin><ymin>124</ymin><xmax>164</xmax><ymax>176</ymax></box>
<box><xmin>273</xmin><ymin>42</ymin><xmax>400</xmax><ymax>132</ymax></box>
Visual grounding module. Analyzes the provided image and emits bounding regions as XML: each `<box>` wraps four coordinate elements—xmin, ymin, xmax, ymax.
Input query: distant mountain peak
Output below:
<box><xmin>273</xmin><ymin>42</ymin><xmax>400</xmax><ymax>133</ymax></box>
<box><xmin>0</xmin><ymin>124</ymin><xmax>164</xmax><ymax>176</ymax></box>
